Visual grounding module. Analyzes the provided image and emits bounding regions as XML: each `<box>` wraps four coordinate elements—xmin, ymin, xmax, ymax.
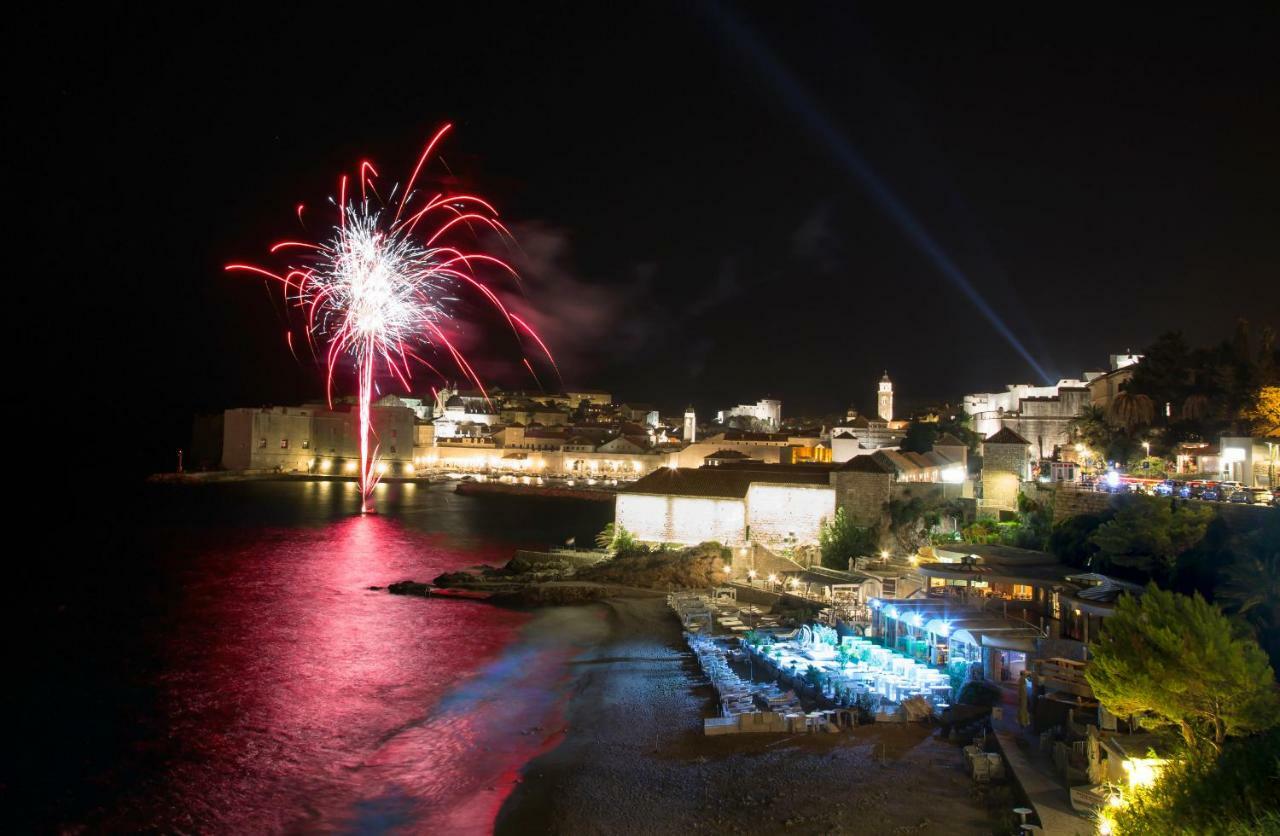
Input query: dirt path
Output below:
<box><xmin>496</xmin><ymin>598</ymin><xmax>991</xmax><ymax>835</ymax></box>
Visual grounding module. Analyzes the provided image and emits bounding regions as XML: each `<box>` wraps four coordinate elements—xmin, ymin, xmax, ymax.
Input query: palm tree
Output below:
<box><xmin>1180</xmin><ymin>393</ymin><xmax>1213</xmax><ymax>422</ymax></box>
<box><xmin>1110</xmin><ymin>392</ymin><xmax>1155</xmax><ymax>431</ymax></box>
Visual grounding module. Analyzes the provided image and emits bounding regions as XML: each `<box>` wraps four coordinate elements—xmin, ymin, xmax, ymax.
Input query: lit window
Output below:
<box><xmin>280</xmin><ymin>439</ymin><xmax>289</xmax><ymax>449</ymax></box>
<box><xmin>302</xmin><ymin>440</ymin><xmax>310</xmax><ymax>449</ymax></box>
<box><xmin>1012</xmin><ymin>584</ymin><xmax>1033</xmax><ymax>601</ymax></box>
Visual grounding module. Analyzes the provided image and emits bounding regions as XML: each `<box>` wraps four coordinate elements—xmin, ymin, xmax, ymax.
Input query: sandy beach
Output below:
<box><xmin>496</xmin><ymin>597</ymin><xmax>993</xmax><ymax>835</ymax></box>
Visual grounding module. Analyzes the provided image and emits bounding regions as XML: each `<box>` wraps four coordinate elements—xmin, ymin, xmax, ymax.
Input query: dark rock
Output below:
<box><xmin>387</xmin><ymin>580</ymin><xmax>431</xmax><ymax>596</ymax></box>
<box><xmin>431</xmin><ymin>571</ymin><xmax>476</xmax><ymax>588</ymax></box>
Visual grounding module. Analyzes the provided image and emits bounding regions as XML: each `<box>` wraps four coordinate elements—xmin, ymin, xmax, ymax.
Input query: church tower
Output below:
<box><xmin>877</xmin><ymin>372</ymin><xmax>893</xmax><ymax>422</ymax></box>
<box><xmin>683</xmin><ymin>406</ymin><xmax>697</xmax><ymax>443</ymax></box>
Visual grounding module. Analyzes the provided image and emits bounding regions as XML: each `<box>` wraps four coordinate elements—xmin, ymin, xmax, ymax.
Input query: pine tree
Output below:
<box><xmin>1087</xmin><ymin>584</ymin><xmax>1280</xmax><ymax>753</ymax></box>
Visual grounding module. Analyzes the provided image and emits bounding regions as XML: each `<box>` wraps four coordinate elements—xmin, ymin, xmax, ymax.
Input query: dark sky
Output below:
<box><xmin>33</xmin><ymin>4</ymin><xmax>1279</xmax><ymax>472</ymax></box>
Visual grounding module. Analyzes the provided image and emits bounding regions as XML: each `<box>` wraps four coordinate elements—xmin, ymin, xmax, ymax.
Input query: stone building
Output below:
<box><xmin>830</xmin><ymin>455</ymin><xmax>894</xmax><ymax>527</ymax></box>
<box><xmin>614</xmin><ymin>467</ymin><xmax>833</xmax><ymax>548</ymax></box>
<box><xmin>980</xmin><ymin>427</ymin><xmax>1034</xmax><ymax>513</ymax></box>
<box><xmin>716</xmin><ymin>398</ymin><xmax>782</xmax><ymax>429</ymax></box>
<box><xmin>222</xmin><ymin>403</ymin><xmax>416</xmax><ymax>474</ymax></box>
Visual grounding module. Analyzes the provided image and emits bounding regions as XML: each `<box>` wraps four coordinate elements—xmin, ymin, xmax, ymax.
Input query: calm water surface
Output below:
<box><xmin>16</xmin><ymin>480</ymin><xmax>611</xmax><ymax>833</ymax></box>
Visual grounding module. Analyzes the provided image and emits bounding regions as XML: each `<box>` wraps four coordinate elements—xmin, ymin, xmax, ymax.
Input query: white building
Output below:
<box><xmin>716</xmin><ymin>398</ymin><xmax>782</xmax><ymax>429</ymax></box>
<box><xmin>964</xmin><ymin>377</ymin><xmax>1098</xmax><ymax>458</ymax></box>
<box><xmin>615</xmin><ymin>467</ymin><xmax>834</xmax><ymax>548</ymax></box>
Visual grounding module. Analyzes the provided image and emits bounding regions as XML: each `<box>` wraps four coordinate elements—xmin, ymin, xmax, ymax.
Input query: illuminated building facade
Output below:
<box><xmin>222</xmin><ymin>404</ymin><xmax>416</xmax><ymax>475</ymax></box>
<box><xmin>615</xmin><ymin>467</ymin><xmax>833</xmax><ymax>547</ymax></box>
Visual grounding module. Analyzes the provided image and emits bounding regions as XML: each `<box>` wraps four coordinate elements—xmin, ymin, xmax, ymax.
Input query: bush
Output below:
<box><xmin>1049</xmin><ymin>512</ymin><xmax>1112</xmax><ymax>569</ymax></box>
<box><xmin>1105</xmin><ymin>729</ymin><xmax>1280</xmax><ymax>835</ymax></box>
<box><xmin>818</xmin><ymin>508</ymin><xmax>878</xmax><ymax>569</ymax></box>
<box><xmin>956</xmin><ymin>680</ymin><xmax>1002</xmax><ymax>708</ymax></box>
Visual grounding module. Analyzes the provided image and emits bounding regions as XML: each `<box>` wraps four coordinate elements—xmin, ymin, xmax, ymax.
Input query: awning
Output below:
<box><xmin>950</xmin><ymin>626</ymin><xmax>1040</xmax><ymax>653</ymax></box>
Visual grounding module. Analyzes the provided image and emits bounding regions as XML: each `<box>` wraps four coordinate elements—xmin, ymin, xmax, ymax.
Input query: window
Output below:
<box><xmin>1011</xmin><ymin>584</ymin><xmax>1033</xmax><ymax>601</ymax></box>
<box><xmin>302</xmin><ymin>440</ymin><xmax>310</xmax><ymax>449</ymax></box>
<box><xmin>280</xmin><ymin>439</ymin><xmax>289</xmax><ymax>449</ymax></box>
<box><xmin>259</xmin><ymin>438</ymin><xmax>267</xmax><ymax>448</ymax></box>
<box><xmin>389</xmin><ymin>445</ymin><xmax>396</xmax><ymax>454</ymax></box>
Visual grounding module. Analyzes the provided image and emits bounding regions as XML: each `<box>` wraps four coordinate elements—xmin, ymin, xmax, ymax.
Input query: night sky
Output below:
<box><xmin>32</xmin><ymin>5</ymin><xmax>1279</xmax><ymax>473</ymax></box>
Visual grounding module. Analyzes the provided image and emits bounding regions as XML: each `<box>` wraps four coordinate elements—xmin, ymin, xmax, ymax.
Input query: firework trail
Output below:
<box><xmin>227</xmin><ymin>124</ymin><xmax>559</xmax><ymax>512</ymax></box>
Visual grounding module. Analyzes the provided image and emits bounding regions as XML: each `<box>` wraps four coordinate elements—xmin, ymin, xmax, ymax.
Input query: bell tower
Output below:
<box><xmin>683</xmin><ymin>406</ymin><xmax>697</xmax><ymax>443</ymax></box>
<box><xmin>877</xmin><ymin>372</ymin><xmax>893</xmax><ymax>422</ymax></box>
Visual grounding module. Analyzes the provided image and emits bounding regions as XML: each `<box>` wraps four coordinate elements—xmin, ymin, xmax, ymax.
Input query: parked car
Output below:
<box><xmin>1229</xmin><ymin>489</ymin><xmax>1251</xmax><ymax>503</ymax></box>
<box><xmin>1152</xmin><ymin>480</ymin><xmax>1177</xmax><ymax>497</ymax></box>
<box><xmin>1202</xmin><ymin>484</ymin><xmax>1224</xmax><ymax>501</ymax></box>
<box><xmin>1242</xmin><ymin>487</ymin><xmax>1273</xmax><ymax>505</ymax></box>
<box><xmin>1179</xmin><ymin>481</ymin><xmax>1205</xmax><ymax>499</ymax></box>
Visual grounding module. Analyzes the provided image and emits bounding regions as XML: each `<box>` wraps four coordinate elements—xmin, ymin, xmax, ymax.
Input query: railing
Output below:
<box><xmin>1035</xmin><ymin>657</ymin><xmax>1093</xmax><ymax>697</ymax></box>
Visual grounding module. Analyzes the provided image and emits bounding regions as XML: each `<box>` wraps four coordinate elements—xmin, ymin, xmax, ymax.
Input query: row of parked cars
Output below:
<box><xmin>1083</xmin><ymin>476</ymin><xmax>1276</xmax><ymax>505</ymax></box>
<box><xmin>1152</xmin><ymin>479</ymin><xmax>1277</xmax><ymax>506</ymax></box>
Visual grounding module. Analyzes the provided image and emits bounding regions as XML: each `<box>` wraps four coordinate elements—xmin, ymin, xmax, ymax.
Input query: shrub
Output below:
<box><xmin>956</xmin><ymin>680</ymin><xmax>1002</xmax><ymax>708</ymax></box>
<box><xmin>1105</xmin><ymin>729</ymin><xmax>1280</xmax><ymax>835</ymax></box>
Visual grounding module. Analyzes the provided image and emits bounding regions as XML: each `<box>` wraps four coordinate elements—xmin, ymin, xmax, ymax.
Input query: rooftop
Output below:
<box><xmin>621</xmin><ymin>466</ymin><xmax>830</xmax><ymax>499</ymax></box>
<box><xmin>984</xmin><ymin>427</ymin><xmax>1031</xmax><ymax>445</ymax></box>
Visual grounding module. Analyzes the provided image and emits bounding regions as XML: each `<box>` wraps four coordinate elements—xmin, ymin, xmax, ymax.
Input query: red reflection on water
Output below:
<box><xmin>103</xmin><ymin>511</ymin><xmax>582</xmax><ymax>834</ymax></box>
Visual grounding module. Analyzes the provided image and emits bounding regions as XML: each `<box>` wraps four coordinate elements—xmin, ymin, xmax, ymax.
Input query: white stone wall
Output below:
<box><xmin>615</xmin><ymin>493</ymin><xmax>747</xmax><ymax>545</ymax></box>
<box><xmin>745</xmin><ymin>484</ymin><xmax>835</xmax><ymax>547</ymax></box>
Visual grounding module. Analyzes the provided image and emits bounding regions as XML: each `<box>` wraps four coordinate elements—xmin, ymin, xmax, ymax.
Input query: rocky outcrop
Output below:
<box><xmin>387</xmin><ymin>580</ymin><xmax>431</xmax><ymax>596</ymax></box>
<box><xmin>576</xmin><ymin>542</ymin><xmax>728</xmax><ymax>589</ymax></box>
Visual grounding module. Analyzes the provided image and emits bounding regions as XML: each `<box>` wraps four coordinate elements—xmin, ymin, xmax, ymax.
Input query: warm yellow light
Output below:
<box><xmin>344</xmin><ymin>461</ymin><xmax>358</xmax><ymax>474</ymax></box>
<box><xmin>1108</xmin><ymin>794</ymin><xmax>1123</xmax><ymax>808</ymax></box>
<box><xmin>880</xmin><ymin>550</ymin><xmax>889</xmax><ymax>559</ymax></box>
<box><xmin>747</xmin><ymin>570</ymin><xmax>757</xmax><ymax>579</ymax></box>
<box><xmin>319</xmin><ymin>458</ymin><xmax>333</xmax><ymax>472</ymax></box>
<box><xmin>721</xmin><ymin>564</ymin><xmax>732</xmax><ymax>573</ymax></box>
<box><xmin>1123</xmin><ymin>757</ymin><xmax>1164</xmax><ymax>790</ymax></box>
<box><xmin>404</xmin><ymin>463</ymin><xmax>415</xmax><ymax>475</ymax></box>
<box><xmin>376</xmin><ymin>462</ymin><xmax>389</xmax><ymax>475</ymax></box>
<box><xmin>767</xmin><ymin>574</ymin><xmax>777</xmax><ymax>583</ymax></box>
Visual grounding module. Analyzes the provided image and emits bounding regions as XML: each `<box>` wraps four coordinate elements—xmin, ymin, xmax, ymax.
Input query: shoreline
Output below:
<box><xmin>495</xmin><ymin>597</ymin><xmax>992</xmax><ymax>835</ymax></box>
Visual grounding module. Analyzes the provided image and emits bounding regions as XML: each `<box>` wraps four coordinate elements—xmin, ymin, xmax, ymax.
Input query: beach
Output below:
<box><xmin>497</xmin><ymin>597</ymin><xmax>992</xmax><ymax>835</ymax></box>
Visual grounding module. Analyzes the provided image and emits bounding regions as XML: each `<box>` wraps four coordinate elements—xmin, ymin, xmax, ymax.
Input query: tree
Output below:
<box><xmin>1241</xmin><ymin>386</ymin><xmax>1280</xmax><ymax>438</ymax></box>
<box><xmin>1217</xmin><ymin>514</ymin><xmax>1280</xmax><ymax>671</ymax></box>
<box><xmin>1087</xmin><ymin>585</ymin><xmax>1280</xmax><ymax>753</ymax></box>
<box><xmin>900</xmin><ymin>420</ymin><xmax>938</xmax><ymax>454</ymax></box>
<box><xmin>1089</xmin><ymin>496</ymin><xmax>1214</xmax><ymax>581</ymax></box>
<box><xmin>1069</xmin><ymin>405</ymin><xmax>1138</xmax><ymax>464</ymax></box>
<box><xmin>1111</xmin><ymin>392</ymin><xmax>1156</xmax><ymax>432</ymax></box>
<box><xmin>1048</xmin><ymin>512</ymin><xmax>1111</xmax><ymax>569</ymax></box>
<box><xmin>818</xmin><ymin>507</ymin><xmax>877</xmax><ymax>570</ymax></box>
